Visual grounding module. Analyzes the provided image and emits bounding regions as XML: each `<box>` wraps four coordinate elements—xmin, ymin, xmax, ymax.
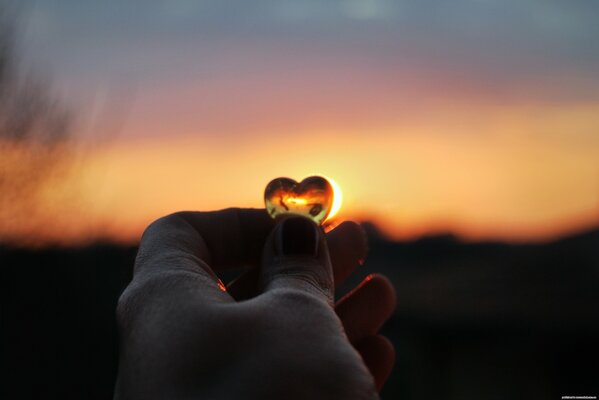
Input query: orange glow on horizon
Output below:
<box><xmin>1</xmin><ymin>94</ymin><xmax>598</xmax><ymax>247</ymax></box>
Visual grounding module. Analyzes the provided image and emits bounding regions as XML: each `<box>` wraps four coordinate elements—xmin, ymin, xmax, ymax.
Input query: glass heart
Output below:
<box><xmin>264</xmin><ymin>176</ymin><xmax>334</xmax><ymax>225</ymax></box>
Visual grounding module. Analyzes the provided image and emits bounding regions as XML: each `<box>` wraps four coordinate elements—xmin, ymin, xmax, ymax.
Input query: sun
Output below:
<box><xmin>325</xmin><ymin>176</ymin><xmax>343</xmax><ymax>221</ymax></box>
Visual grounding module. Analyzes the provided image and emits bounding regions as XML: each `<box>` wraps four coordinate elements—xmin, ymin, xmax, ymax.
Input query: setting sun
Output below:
<box><xmin>325</xmin><ymin>176</ymin><xmax>343</xmax><ymax>221</ymax></box>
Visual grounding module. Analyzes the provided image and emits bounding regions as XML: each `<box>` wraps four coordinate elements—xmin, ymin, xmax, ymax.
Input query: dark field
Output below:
<box><xmin>2</xmin><ymin>226</ymin><xmax>598</xmax><ymax>399</ymax></box>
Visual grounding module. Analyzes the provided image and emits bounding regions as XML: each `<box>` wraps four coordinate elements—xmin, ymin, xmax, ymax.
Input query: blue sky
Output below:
<box><xmin>19</xmin><ymin>0</ymin><xmax>599</xmax><ymax>106</ymax></box>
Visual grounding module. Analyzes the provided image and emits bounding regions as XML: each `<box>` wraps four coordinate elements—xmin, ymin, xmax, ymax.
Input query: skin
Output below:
<box><xmin>114</xmin><ymin>208</ymin><xmax>396</xmax><ymax>399</ymax></box>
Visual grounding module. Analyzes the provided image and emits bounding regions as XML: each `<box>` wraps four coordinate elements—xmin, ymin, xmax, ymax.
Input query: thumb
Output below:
<box><xmin>260</xmin><ymin>216</ymin><xmax>334</xmax><ymax>305</ymax></box>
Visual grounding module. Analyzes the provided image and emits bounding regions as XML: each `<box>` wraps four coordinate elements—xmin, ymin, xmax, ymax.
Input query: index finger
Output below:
<box><xmin>135</xmin><ymin>208</ymin><xmax>275</xmax><ymax>279</ymax></box>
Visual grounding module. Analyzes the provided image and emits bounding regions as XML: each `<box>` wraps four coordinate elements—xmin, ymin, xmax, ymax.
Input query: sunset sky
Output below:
<box><xmin>4</xmin><ymin>0</ymin><xmax>599</xmax><ymax>244</ymax></box>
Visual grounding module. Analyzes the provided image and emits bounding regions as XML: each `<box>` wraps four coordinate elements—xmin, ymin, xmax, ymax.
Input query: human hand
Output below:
<box><xmin>114</xmin><ymin>208</ymin><xmax>396</xmax><ymax>399</ymax></box>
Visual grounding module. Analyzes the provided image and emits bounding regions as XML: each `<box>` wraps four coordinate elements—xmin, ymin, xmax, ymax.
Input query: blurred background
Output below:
<box><xmin>1</xmin><ymin>1</ymin><xmax>598</xmax><ymax>399</ymax></box>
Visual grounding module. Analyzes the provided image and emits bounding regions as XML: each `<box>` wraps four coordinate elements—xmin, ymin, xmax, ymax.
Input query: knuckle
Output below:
<box><xmin>262</xmin><ymin>257</ymin><xmax>334</xmax><ymax>303</ymax></box>
<box><xmin>136</xmin><ymin>213</ymin><xmax>204</xmax><ymax>272</ymax></box>
<box><xmin>271</xmin><ymin>286</ymin><xmax>329</xmax><ymax>311</ymax></box>
<box><xmin>142</xmin><ymin>213</ymin><xmax>185</xmax><ymax>239</ymax></box>
<box><xmin>115</xmin><ymin>283</ymin><xmax>142</xmax><ymax>333</ymax></box>
<box><xmin>115</xmin><ymin>275</ymin><xmax>169</xmax><ymax>335</ymax></box>
<box><xmin>283</xmin><ymin>270</ymin><xmax>332</xmax><ymax>297</ymax></box>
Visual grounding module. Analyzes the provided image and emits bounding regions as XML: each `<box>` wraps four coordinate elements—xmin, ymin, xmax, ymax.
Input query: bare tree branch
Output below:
<box><xmin>0</xmin><ymin>8</ymin><xmax>74</xmax><ymax>244</ymax></box>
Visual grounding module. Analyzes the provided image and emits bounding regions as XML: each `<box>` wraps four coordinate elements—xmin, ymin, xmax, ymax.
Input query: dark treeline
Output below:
<box><xmin>2</xmin><ymin>226</ymin><xmax>598</xmax><ymax>399</ymax></box>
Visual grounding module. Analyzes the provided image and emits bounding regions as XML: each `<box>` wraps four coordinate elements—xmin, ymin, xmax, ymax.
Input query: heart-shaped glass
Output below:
<box><xmin>264</xmin><ymin>176</ymin><xmax>334</xmax><ymax>225</ymax></box>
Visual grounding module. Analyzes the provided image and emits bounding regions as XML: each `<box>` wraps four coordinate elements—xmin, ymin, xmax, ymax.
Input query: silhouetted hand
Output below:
<box><xmin>114</xmin><ymin>208</ymin><xmax>396</xmax><ymax>399</ymax></box>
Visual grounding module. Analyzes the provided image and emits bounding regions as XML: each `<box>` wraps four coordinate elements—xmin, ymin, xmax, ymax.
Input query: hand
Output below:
<box><xmin>114</xmin><ymin>208</ymin><xmax>396</xmax><ymax>399</ymax></box>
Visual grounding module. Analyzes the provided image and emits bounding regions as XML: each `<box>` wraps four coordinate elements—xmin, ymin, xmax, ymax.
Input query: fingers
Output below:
<box><xmin>336</xmin><ymin>274</ymin><xmax>396</xmax><ymax>391</ymax></box>
<box><xmin>259</xmin><ymin>216</ymin><xmax>334</xmax><ymax>305</ymax></box>
<box><xmin>136</xmin><ymin>209</ymin><xmax>365</xmax><ymax>303</ymax></box>
<box><xmin>327</xmin><ymin>221</ymin><xmax>368</xmax><ymax>286</ymax></box>
<box><xmin>136</xmin><ymin>209</ymin><xmax>274</xmax><ymax>276</ymax></box>
<box><xmin>227</xmin><ymin>220</ymin><xmax>367</xmax><ymax>300</ymax></box>
<box><xmin>335</xmin><ymin>274</ymin><xmax>396</xmax><ymax>344</ymax></box>
<box><xmin>355</xmin><ymin>335</ymin><xmax>395</xmax><ymax>392</ymax></box>
<box><xmin>133</xmin><ymin>213</ymin><xmax>233</xmax><ymax>300</ymax></box>
<box><xmin>133</xmin><ymin>208</ymin><xmax>273</xmax><ymax>301</ymax></box>
<box><xmin>175</xmin><ymin>209</ymin><xmax>275</xmax><ymax>269</ymax></box>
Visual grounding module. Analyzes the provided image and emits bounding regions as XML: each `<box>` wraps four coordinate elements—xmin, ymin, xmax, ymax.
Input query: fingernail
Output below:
<box><xmin>276</xmin><ymin>217</ymin><xmax>319</xmax><ymax>257</ymax></box>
